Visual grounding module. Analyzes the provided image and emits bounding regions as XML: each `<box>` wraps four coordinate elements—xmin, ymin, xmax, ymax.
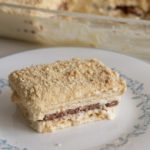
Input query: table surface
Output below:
<box><xmin>0</xmin><ymin>38</ymin><xmax>149</xmax><ymax>64</ymax></box>
<box><xmin>0</xmin><ymin>38</ymin><xmax>43</xmax><ymax>58</ymax></box>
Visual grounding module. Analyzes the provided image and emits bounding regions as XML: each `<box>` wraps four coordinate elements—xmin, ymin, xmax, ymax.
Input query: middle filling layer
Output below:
<box><xmin>42</xmin><ymin>100</ymin><xmax>118</xmax><ymax>121</ymax></box>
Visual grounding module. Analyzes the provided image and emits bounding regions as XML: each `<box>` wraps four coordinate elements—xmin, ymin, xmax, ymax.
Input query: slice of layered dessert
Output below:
<box><xmin>9</xmin><ymin>58</ymin><xmax>126</xmax><ymax>133</ymax></box>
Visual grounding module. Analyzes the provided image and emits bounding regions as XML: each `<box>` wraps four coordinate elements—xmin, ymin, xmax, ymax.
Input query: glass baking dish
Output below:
<box><xmin>0</xmin><ymin>3</ymin><xmax>150</xmax><ymax>60</ymax></box>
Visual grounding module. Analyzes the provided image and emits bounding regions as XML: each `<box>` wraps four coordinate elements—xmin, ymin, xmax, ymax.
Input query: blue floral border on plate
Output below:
<box><xmin>0</xmin><ymin>140</ymin><xmax>27</xmax><ymax>150</ymax></box>
<box><xmin>0</xmin><ymin>79</ymin><xmax>27</xmax><ymax>150</ymax></box>
<box><xmin>0</xmin><ymin>79</ymin><xmax>8</xmax><ymax>94</ymax></box>
<box><xmin>0</xmin><ymin>70</ymin><xmax>150</xmax><ymax>150</ymax></box>
<box><xmin>99</xmin><ymin>70</ymin><xmax>150</xmax><ymax>150</ymax></box>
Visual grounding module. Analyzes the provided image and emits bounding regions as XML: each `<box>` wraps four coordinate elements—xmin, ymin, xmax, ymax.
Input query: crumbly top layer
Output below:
<box><xmin>64</xmin><ymin>0</ymin><xmax>150</xmax><ymax>10</ymax></box>
<box><xmin>0</xmin><ymin>0</ymin><xmax>63</xmax><ymax>7</ymax></box>
<box><xmin>0</xmin><ymin>0</ymin><xmax>150</xmax><ymax>19</ymax></box>
<box><xmin>0</xmin><ymin>0</ymin><xmax>43</xmax><ymax>6</ymax></box>
<box><xmin>9</xmin><ymin>58</ymin><xmax>126</xmax><ymax>120</ymax></box>
<box><xmin>1</xmin><ymin>0</ymin><xmax>149</xmax><ymax>9</ymax></box>
<box><xmin>0</xmin><ymin>0</ymin><xmax>64</xmax><ymax>16</ymax></box>
<box><xmin>63</xmin><ymin>0</ymin><xmax>150</xmax><ymax>19</ymax></box>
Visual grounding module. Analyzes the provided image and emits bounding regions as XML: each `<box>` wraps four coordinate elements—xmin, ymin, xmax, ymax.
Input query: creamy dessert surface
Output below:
<box><xmin>0</xmin><ymin>0</ymin><xmax>64</xmax><ymax>9</ymax></box>
<box><xmin>61</xmin><ymin>0</ymin><xmax>150</xmax><ymax>19</ymax></box>
<box><xmin>0</xmin><ymin>0</ymin><xmax>65</xmax><ymax>16</ymax></box>
<box><xmin>0</xmin><ymin>0</ymin><xmax>150</xmax><ymax>19</ymax></box>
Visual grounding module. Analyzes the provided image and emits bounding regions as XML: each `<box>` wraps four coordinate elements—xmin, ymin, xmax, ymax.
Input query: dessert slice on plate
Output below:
<box><xmin>9</xmin><ymin>58</ymin><xmax>126</xmax><ymax>133</ymax></box>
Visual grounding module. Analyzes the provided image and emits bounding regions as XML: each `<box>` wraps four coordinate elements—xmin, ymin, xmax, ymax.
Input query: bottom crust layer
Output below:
<box><xmin>30</xmin><ymin>108</ymin><xmax>116</xmax><ymax>133</ymax></box>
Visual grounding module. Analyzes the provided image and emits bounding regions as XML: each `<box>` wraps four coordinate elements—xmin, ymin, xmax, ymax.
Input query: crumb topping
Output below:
<box><xmin>9</xmin><ymin>58</ymin><xmax>126</xmax><ymax>101</ymax></box>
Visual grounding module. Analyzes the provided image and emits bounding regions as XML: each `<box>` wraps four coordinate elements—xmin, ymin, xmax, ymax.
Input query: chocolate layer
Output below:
<box><xmin>42</xmin><ymin>101</ymin><xmax>118</xmax><ymax>121</ymax></box>
<box><xmin>116</xmin><ymin>6</ymin><xmax>144</xmax><ymax>16</ymax></box>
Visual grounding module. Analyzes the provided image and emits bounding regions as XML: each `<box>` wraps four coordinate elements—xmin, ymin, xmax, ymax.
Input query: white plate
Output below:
<box><xmin>0</xmin><ymin>47</ymin><xmax>150</xmax><ymax>150</ymax></box>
